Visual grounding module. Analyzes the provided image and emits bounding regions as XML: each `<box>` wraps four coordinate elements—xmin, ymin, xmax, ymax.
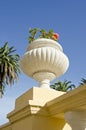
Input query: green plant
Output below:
<box><xmin>50</xmin><ymin>80</ymin><xmax>76</xmax><ymax>92</ymax></box>
<box><xmin>80</xmin><ymin>78</ymin><xmax>86</xmax><ymax>85</ymax></box>
<box><xmin>28</xmin><ymin>28</ymin><xmax>59</xmax><ymax>43</ymax></box>
<box><xmin>0</xmin><ymin>42</ymin><xmax>20</xmax><ymax>97</ymax></box>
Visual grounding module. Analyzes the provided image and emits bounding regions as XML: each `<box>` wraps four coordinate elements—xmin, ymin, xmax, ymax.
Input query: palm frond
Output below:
<box><xmin>0</xmin><ymin>42</ymin><xmax>20</xmax><ymax>96</ymax></box>
<box><xmin>50</xmin><ymin>80</ymin><xmax>76</xmax><ymax>92</ymax></box>
<box><xmin>80</xmin><ymin>78</ymin><xmax>86</xmax><ymax>85</ymax></box>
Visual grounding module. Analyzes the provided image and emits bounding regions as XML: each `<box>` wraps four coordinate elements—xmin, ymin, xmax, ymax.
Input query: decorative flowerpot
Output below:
<box><xmin>20</xmin><ymin>38</ymin><xmax>69</xmax><ymax>88</ymax></box>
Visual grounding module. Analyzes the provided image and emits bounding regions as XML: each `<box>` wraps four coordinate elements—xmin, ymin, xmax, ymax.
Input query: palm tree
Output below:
<box><xmin>0</xmin><ymin>42</ymin><xmax>20</xmax><ymax>97</ymax></box>
<box><xmin>50</xmin><ymin>80</ymin><xmax>76</xmax><ymax>92</ymax></box>
<box><xmin>80</xmin><ymin>78</ymin><xmax>86</xmax><ymax>85</ymax></box>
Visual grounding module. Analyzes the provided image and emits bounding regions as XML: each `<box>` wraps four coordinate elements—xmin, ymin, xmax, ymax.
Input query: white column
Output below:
<box><xmin>65</xmin><ymin>110</ymin><xmax>86</xmax><ymax>130</ymax></box>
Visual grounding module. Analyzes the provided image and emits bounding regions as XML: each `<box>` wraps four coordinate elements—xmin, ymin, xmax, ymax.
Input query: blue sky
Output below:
<box><xmin>0</xmin><ymin>0</ymin><xmax>86</xmax><ymax>125</ymax></box>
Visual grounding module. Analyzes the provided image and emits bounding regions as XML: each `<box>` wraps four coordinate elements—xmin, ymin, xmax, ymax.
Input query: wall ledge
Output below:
<box><xmin>47</xmin><ymin>85</ymin><xmax>86</xmax><ymax>118</ymax></box>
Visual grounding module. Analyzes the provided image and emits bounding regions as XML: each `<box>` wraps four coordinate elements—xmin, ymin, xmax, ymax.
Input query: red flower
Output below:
<box><xmin>53</xmin><ymin>33</ymin><xmax>59</xmax><ymax>40</ymax></box>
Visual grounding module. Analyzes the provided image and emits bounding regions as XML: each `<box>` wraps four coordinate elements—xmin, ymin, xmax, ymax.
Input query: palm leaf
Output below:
<box><xmin>0</xmin><ymin>42</ymin><xmax>20</xmax><ymax>97</ymax></box>
<box><xmin>80</xmin><ymin>78</ymin><xmax>86</xmax><ymax>85</ymax></box>
<box><xmin>50</xmin><ymin>80</ymin><xmax>76</xmax><ymax>92</ymax></box>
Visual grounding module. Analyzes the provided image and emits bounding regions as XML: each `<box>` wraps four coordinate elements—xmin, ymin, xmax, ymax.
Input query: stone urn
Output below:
<box><xmin>20</xmin><ymin>38</ymin><xmax>69</xmax><ymax>88</ymax></box>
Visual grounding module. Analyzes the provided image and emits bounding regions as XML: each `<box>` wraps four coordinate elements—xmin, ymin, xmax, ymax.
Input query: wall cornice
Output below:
<box><xmin>47</xmin><ymin>85</ymin><xmax>86</xmax><ymax>118</ymax></box>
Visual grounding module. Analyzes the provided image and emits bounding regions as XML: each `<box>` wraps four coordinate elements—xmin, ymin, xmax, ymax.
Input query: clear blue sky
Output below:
<box><xmin>0</xmin><ymin>0</ymin><xmax>86</xmax><ymax>125</ymax></box>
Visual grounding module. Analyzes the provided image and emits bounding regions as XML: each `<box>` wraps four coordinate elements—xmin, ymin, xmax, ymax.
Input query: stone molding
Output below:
<box><xmin>7</xmin><ymin>87</ymin><xmax>65</xmax><ymax>123</ymax></box>
<box><xmin>47</xmin><ymin>85</ymin><xmax>86</xmax><ymax>117</ymax></box>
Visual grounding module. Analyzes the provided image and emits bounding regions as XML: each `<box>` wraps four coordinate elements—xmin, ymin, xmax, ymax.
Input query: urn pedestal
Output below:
<box><xmin>20</xmin><ymin>38</ymin><xmax>69</xmax><ymax>88</ymax></box>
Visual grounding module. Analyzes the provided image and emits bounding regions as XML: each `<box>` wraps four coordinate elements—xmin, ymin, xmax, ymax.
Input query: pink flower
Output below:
<box><xmin>53</xmin><ymin>33</ymin><xmax>59</xmax><ymax>40</ymax></box>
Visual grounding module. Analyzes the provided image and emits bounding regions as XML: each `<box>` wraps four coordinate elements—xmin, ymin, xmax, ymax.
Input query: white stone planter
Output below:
<box><xmin>20</xmin><ymin>38</ymin><xmax>69</xmax><ymax>88</ymax></box>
